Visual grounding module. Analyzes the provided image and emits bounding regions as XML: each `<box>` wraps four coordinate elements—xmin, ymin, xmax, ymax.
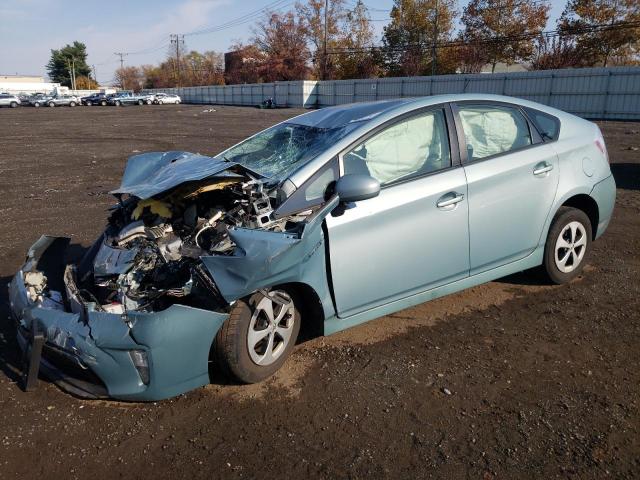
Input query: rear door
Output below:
<box><xmin>325</xmin><ymin>105</ymin><xmax>470</xmax><ymax>317</ymax></box>
<box><xmin>453</xmin><ymin>102</ymin><xmax>560</xmax><ymax>274</ymax></box>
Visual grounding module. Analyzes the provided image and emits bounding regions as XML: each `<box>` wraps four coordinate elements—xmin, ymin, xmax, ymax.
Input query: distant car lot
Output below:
<box><xmin>3</xmin><ymin>91</ymin><xmax>181</xmax><ymax>107</ymax></box>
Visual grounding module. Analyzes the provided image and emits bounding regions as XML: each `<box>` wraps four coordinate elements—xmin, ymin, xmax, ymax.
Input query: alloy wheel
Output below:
<box><xmin>554</xmin><ymin>221</ymin><xmax>587</xmax><ymax>273</ymax></box>
<box><xmin>247</xmin><ymin>291</ymin><xmax>296</xmax><ymax>366</ymax></box>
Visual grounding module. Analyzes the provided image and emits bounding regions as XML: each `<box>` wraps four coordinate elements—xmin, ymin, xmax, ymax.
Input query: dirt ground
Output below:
<box><xmin>0</xmin><ymin>105</ymin><xmax>638</xmax><ymax>479</ymax></box>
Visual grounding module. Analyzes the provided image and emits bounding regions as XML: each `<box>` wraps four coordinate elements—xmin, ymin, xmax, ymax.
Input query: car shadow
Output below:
<box><xmin>610</xmin><ymin>162</ymin><xmax>640</xmax><ymax>191</ymax></box>
<box><xmin>493</xmin><ymin>267</ymin><xmax>552</xmax><ymax>286</ymax></box>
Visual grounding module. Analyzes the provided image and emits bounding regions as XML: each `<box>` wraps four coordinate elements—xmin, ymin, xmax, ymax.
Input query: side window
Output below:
<box><xmin>458</xmin><ymin>104</ymin><xmax>532</xmax><ymax>161</ymax></box>
<box><xmin>274</xmin><ymin>158</ymin><xmax>338</xmax><ymax>218</ymax></box>
<box><xmin>524</xmin><ymin>107</ymin><xmax>560</xmax><ymax>141</ymax></box>
<box><xmin>343</xmin><ymin>109</ymin><xmax>451</xmax><ymax>186</ymax></box>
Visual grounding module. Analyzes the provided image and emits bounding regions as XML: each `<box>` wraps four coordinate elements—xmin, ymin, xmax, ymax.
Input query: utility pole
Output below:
<box><xmin>114</xmin><ymin>52</ymin><xmax>127</xmax><ymax>70</ymax></box>
<box><xmin>71</xmin><ymin>56</ymin><xmax>76</xmax><ymax>91</ymax></box>
<box><xmin>170</xmin><ymin>34</ymin><xmax>185</xmax><ymax>86</ymax></box>
<box><xmin>432</xmin><ymin>0</ymin><xmax>439</xmax><ymax>76</ymax></box>
<box><xmin>323</xmin><ymin>0</ymin><xmax>328</xmax><ymax>81</ymax></box>
<box><xmin>92</xmin><ymin>65</ymin><xmax>97</xmax><ymax>86</ymax></box>
<box><xmin>114</xmin><ymin>52</ymin><xmax>128</xmax><ymax>89</ymax></box>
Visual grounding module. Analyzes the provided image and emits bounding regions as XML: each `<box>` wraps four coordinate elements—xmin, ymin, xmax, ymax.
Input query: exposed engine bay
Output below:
<box><xmin>66</xmin><ymin>169</ymin><xmax>312</xmax><ymax>315</ymax></box>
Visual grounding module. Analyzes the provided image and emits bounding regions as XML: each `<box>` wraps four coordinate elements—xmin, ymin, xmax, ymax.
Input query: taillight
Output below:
<box><xmin>595</xmin><ymin>138</ymin><xmax>609</xmax><ymax>163</ymax></box>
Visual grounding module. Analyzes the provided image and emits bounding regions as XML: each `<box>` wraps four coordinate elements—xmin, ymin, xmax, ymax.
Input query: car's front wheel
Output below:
<box><xmin>10</xmin><ymin>101</ymin><xmax>18</xmax><ymax>108</ymax></box>
<box><xmin>69</xmin><ymin>101</ymin><xmax>76</xmax><ymax>107</ymax></box>
<box><xmin>543</xmin><ymin>207</ymin><xmax>592</xmax><ymax>284</ymax></box>
<box><xmin>48</xmin><ymin>101</ymin><xmax>55</xmax><ymax>107</ymax></box>
<box><xmin>214</xmin><ymin>289</ymin><xmax>301</xmax><ymax>383</ymax></box>
<box><xmin>101</xmin><ymin>100</ymin><xmax>107</xmax><ymax>106</ymax></box>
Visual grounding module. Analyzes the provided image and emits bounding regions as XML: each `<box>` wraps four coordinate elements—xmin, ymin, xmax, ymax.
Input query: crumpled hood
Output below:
<box><xmin>110</xmin><ymin>151</ymin><xmax>249</xmax><ymax>200</ymax></box>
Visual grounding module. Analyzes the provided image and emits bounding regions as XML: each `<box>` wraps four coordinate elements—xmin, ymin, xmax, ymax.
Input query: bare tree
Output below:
<box><xmin>296</xmin><ymin>0</ymin><xmax>347</xmax><ymax>79</ymax></box>
<box><xmin>530</xmin><ymin>34</ymin><xmax>581</xmax><ymax>69</ymax></box>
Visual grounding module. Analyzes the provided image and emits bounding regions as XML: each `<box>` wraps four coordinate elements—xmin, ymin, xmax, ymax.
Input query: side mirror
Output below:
<box><xmin>335</xmin><ymin>174</ymin><xmax>380</xmax><ymax>203</ymax></box>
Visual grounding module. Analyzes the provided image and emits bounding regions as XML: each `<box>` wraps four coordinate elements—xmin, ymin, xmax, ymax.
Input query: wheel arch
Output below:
<box><xmin>560</xmin><ymin>194</ymin><xmax>599</xmax><ymax>240</ymax></box>
<box><xmin>276</xmin><ymin>282</ymin><xmax>325</xmax><ymax>341</ymax></box>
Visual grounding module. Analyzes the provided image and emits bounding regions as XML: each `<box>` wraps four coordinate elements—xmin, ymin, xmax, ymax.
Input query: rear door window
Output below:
<box><xmin>457</xmin><ymin>104</ymin><xmax>532</xmax><ymax>161</ymax></box>
<box><xmin>524</xmin><ymin>107</ymin><xmax>560</xmax><ymax>141</ymax></box>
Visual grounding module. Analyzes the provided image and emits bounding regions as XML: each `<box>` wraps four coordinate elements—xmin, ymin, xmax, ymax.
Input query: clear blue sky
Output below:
<box><xmin>0</xmin><ymin>0</ymin><xmax>568</xmax><ymax>85</ymax></box>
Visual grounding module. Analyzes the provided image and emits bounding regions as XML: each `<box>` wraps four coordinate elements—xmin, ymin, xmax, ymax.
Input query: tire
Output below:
<box><xmin>10</xmin><ymin>101</ymin><xmax>18</xmax><ymax>108</ymax></box>
<box><xmin>69</xmin><ymin>102</ymin><xmax>76</xmax><ymax>107</ymax></box>
<box><xmin>48</xmin><ymin>102</ymin><xmax>55</xmax><ymax>107</ymax></box>
<box><xmin>214</xmin><ymin>289</ymin><xmax>301</xmax><ymax>383</ymax></box>
<box><xmin>114</xmin><ymin>100</ymin><xmax>121</xmax><ymax>106</ymax></box>
<box><xmin>146</xmin><ymin>99</ymin><xmax>152</xmax><ymax>105</ymax></box>
<box><xmin>137</xmin><ymin>99</ymin><xmax>144</xmax><ymax>105</ymax></box>
<box><xmin>101</xmin><ymin>100</ymin><xmax>107</xmax><ymax>106</ymax></box>
<box><xmin>543</xmin><ymin>206</ymin><xmax>592</xmax><ymax>284</ymax></box>
<box><xmin>175</xmin><ymin>100</ymin><xmax>180</xmax><ymax>104</ymax></box>
<box><xmin>34</xmin><ymin>102</ymin><xmax>40</xmax><ymax>108</ymax></box>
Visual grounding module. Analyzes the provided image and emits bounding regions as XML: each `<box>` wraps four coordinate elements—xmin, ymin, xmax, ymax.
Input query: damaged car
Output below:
<box><xmin>9</xmin><ymin>94</ymin><xmax>616</xmax><ymax>401</ymax></box>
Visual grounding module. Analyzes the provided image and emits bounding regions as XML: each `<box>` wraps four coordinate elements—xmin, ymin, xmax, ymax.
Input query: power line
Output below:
<box><xmin>327</xmin><ymin>20</ymin><xmax>640</xmax><ymax>54</ymax></box>
<box><xmin>184</xmin><ymin>0</ymin><xmax>293</xmax><ymax>37</ymax></box>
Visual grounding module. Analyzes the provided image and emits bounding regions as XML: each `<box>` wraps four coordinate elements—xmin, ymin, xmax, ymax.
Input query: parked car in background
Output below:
<box><xmin>45</xmin><ymin>95</ymin><xmax>80</xmax><ymax>107</ymax></box>
<box><xmin>28</xmin><ymin>94</ymin><xmax>53</xmax><ymax>107</ymax></box>
<box><xmin>82</xmin><ymin>93</ymin><xmax>109</xmax><ymax>106</ymax></box>
<box><xmin>0</xmin><ymin>93</ymin><xmax>21</xmax><ymax>108</ymax></box>
<box><xmin>154</xmin><ymin>93</ymin><xmax>181</xmax><ymax>104</ymax></box>
<box><xmin>8</xmin><ymin>94</ymin><xmax>616</xmax><ymax>401</ymax></box>
<box><xmin>108</xmin><ymin>91</ymin><xmax>135</xmax><ymax>106</ymax></box>
<box><xmin>110</xmin><ymin>92</ymin><xmax>155</xmax><ymax>106</ymax></box>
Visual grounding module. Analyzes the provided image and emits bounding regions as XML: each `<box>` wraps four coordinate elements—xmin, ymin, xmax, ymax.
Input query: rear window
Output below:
<box><xmin>524</xmin><ymin>108</ymin><xmax>560</xmax><ymax>141</ymax></box>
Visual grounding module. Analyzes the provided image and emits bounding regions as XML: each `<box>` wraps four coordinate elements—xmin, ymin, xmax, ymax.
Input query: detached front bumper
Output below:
<box><xmin>9</xmin><ymin>236</ymin><xmax>228</xmax><ymax>401</ymax></box>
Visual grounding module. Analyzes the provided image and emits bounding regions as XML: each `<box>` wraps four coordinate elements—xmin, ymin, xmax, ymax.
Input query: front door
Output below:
<box><xmin>325</xmin><ymin>107</ymin><xmax>470</xmax><ymax>318</ymax></box>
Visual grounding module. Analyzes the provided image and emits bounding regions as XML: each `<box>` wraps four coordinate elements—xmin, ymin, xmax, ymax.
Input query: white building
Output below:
<box><xmin>0</xmin><ymin>74</ymin><xmax>61</xmax><ymax>94</ymax></box>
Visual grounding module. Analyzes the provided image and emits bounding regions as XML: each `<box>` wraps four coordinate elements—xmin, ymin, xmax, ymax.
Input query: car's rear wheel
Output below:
<box><xmin>34</xmin><ymin>102</ymin><xmax>40</xmax><ymax>108</ymax></box>
<box><xmin>543</xmin><ymin>207</ymin><xmax>592</xmax><ymax>284</ymax></box>
<box><xmin>48</xmin><ymin>101</ymin><xmax>55</xmax><ymax>107</ymax></box>
<box><xmin>146</xmin><ymin>99</ymin><xmax>152</xmax><ymax>105</ymax></box>
<box><xmin>137</xmin><ymin>99</ymin><xmax>144</xmax><ymax>105</ymax></box>
<box><xmin>214</xmin><ymin>289</ymin><xmax>301</xmax><ymax>383</ymax></box>
<box><xmin>114</xmin><ymin>100</ymin><xmax>121</xmax><ymax>106</ymax></box>
<box><xmin>10</xmin><ymin>101</ymin><xmax>18</xmax><ymax>108</ymax></box>
<box><xmin>69</xmin><ymin>101</ymin><xmax>76</xmax><ymax>107</ymax></box>
<box><xmin>101</xmin><ymin>100</ymin><xmax>107</xmax><ymax>106</ymax></box>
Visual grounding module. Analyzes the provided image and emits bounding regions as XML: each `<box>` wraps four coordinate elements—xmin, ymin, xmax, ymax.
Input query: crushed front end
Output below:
<box><xmin>8</xmin><ymin>151</ymin><xmax>329</xmax><ymax>401</ymax></box>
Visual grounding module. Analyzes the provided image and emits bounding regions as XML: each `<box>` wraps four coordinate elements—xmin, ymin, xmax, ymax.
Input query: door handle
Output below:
<box><xmin>533</xmin><ymin>163</ymin><xmax>554</xmax><ymax>176</ymax></box>
<box><xmin>437</xmin><ymin>192</ymin><xmax>464</xmax><ymax>209</ymax></box>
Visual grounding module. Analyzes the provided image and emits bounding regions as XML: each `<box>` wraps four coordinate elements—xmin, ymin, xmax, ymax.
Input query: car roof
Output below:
<box><xmin>287</xmin><ymin>94</ymin><xmax>570</xmax><ymax>129</ymax></box>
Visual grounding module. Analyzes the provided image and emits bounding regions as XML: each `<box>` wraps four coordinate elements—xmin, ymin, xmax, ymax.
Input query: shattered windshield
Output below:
<box><xmin>221</xmin><ymin>122</ymin><xmax>350</xmax><ymax>180</ymax></box>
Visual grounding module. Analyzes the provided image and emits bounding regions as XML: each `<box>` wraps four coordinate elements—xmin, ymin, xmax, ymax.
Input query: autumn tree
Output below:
<box><xmin>253</xmin><ymin>11</ymin><xmax>311</xmax><ymax>81</ymax></box>
<box><xmin>333</xmin><ymin>1</ymin><xmax>380</xmax><ymax>79</ymax></box>
<box><xmin>115</xmin><ymin>66</ymin><xmax>143</xmax><ymax>91</ymax></box>
<box><xmin>75</xmin><ymin>75</ymin><xmax>99</xmax><ymax>89</ymax></box>
<box><xmin>558</xmin><ymin>0</ymin><xmax>640</xmax><ymax>67</ymax></box>
<box><xmin>382</xmin><ymin>0</ymin><xmax>459</xmax><ymax>77</ymax></box>
<box><xmin>461</xmin><ymin>0</ymin><xmax>550</xmax><ymax>72</ymax></box>
<box><xmin>296</xmin><ymin>0</ymin><xmax>347</xmax><ymax>79</ymax></box>
<box><xmin>182</xmin><ymin>51</ymin><xmax>225</xmax><ymax>86</ymax></box>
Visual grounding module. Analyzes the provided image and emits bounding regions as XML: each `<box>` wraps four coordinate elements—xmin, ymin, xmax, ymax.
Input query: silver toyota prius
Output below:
<box><xmin>9</xmin><ymin>94</ymin><xmax>616</xmax><ymax>400</ymax></box>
